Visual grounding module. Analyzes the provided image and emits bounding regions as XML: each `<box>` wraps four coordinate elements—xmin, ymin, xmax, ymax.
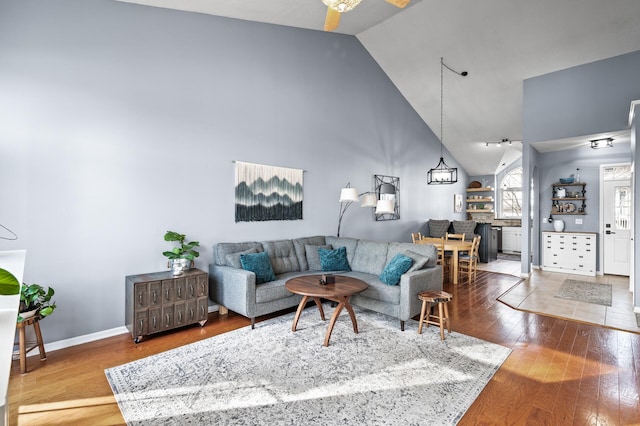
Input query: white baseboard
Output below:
<box><xmin>26</xmin><ymin>305</ymin><xmax>223</xmax><ymax>358</ymax></box>
<box><xmin>44</xmin><ymin>326</ymin><xmax>129</xmax><ymax>354</ymax></box>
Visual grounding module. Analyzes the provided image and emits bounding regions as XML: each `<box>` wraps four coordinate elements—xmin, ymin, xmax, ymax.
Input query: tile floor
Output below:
<box><xmin>477</xmin><ymin>257</ymin><xmax>639</xmax><ymax>334</ymax></box>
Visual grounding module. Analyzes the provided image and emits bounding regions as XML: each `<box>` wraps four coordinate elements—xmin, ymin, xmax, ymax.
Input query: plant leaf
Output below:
<box><xmin>0</xmin><ymin>268</ymin><xmax>20</xmax><ymax>295</ymax></box>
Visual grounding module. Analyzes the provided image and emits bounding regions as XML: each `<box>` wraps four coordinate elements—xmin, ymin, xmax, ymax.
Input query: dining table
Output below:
<box><xmin>415</xmin><ymin>238</ymin><xmax>473</xmax><ymax>284</ymax></box>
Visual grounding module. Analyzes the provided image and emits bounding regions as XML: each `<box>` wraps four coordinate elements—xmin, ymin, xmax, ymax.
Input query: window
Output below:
<box><xmin>500</xmin><ymin>167</ymin><xmax>522</xmax><ymax>218</ymax></box>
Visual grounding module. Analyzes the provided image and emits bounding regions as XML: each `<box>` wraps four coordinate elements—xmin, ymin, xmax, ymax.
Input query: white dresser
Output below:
<box><xmin>542</xmin><ymin>232</ymin><xmax>596</xmax><ymax>276</ymax></box>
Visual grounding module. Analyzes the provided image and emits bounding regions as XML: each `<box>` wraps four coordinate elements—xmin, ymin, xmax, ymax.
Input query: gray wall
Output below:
<box><xmin>524</xmin><ymin>50</ymin><xmax>640</xmax><ymax>143</ymax></box>
<box><xmin>0</xmin><ymin>0</ymin><xmax>468</xmax><ymax>342</ymax></box>
<box><xmin>523</xmin><ymin>50</ymin><xmax>639</xmax><ymax>281</ymax></box>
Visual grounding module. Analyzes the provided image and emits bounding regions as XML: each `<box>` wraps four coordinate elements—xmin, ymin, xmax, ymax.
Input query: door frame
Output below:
<box><xmin>599</xmin><ymin>162</ymin><xmax>633</xmax><ymax>280</ymax></box>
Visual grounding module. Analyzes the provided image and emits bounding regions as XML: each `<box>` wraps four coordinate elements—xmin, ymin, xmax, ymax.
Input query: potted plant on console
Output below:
<box><xmin>163</xmin><ymin>230</ymin><xmax>200</xmax><ymax>276</ymax></box>
<box><xmin>18</xmin><ymin>283</ymin><xmax>56</xmax><ymax>322</ymax></box>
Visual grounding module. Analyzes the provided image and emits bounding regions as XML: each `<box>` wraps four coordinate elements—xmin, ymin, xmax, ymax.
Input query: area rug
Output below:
<box><xmin>105</xmin><ymin>307</ymin><xmax>511</xmax><ymax>425</ymax></box>
<box><xmin>554</xmin><ymin>279</ymin><xmax>612</xmax><ymax>306</ymax></box>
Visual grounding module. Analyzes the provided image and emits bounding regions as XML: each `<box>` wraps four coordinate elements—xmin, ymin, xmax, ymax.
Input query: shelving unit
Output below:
<box><xmin>466</xmin><ymin>187</ymin><xmax>494</xmax><ymax>212</ymax></box>
<box><xmin>551</xmin><ymin>182</ymin><xmax>586</xmax><ymax>215</ymax></box>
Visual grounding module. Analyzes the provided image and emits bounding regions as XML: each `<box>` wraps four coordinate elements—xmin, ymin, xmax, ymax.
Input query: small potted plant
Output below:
<box><xmin>162</xmin><ymin>231</ymin><xmax>200</xmax><ymax>275</ymax></box>
<box><xmin>18</xmin><ymin>283</ymin><xmax>56</xmax><ymax>322</ymax></box>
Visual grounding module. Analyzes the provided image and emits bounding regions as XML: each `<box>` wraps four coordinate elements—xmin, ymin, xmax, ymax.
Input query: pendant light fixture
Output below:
<box><xmin>427</xmin><ymin>57</ymin><xmax>468</xmax><ymax>185</ymax></box>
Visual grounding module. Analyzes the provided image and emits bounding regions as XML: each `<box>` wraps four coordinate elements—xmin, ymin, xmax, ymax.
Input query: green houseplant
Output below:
<box><xmin>18</xmin><ymin>283</ymin><xmax>56</xmax><ymax>322</ymax></box>
<box><xmin>162</xmin><ymin>231</ymin><xmax>200</xmax><ymax>275</ymax></box>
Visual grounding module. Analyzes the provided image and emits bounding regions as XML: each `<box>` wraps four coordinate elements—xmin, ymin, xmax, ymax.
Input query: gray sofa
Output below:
<box><xmin>208</xmin><ymin>236</ymin><xmax>442</xmax><ymax>330</ymax></box>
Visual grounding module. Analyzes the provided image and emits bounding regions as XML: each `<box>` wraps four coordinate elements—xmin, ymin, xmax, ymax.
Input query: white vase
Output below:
<box><xmin>553</xmin><ymin>219</ymin><xmax>565</xmax><ymax>232</ymax></box>
<box><xmin>169</xmin><ymin>259</ymin><xmax>191</xmax><ymax>275</ymax></box>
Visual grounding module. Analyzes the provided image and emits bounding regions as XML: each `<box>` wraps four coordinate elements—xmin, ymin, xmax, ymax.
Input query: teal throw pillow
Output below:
<box><xmin>240</xmin><ymin>252</ymin><xmax>276</xmax><ymax>284</ymax></box>
<box><xmin>379</xmin><ymin>253</ymin><xmax>413</xmax><ymax>285</ymax></box>
<box><xmin>318</xmin><ymin>246</ymin><xmax>351</xmax><ymax>272</ymax></box>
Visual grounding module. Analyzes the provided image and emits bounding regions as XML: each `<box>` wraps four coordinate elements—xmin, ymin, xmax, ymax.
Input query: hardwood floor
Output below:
<box><xmin>8</xmin><ymin>270</ymin><xmax>640</xmax><ymax>425</ymax></box>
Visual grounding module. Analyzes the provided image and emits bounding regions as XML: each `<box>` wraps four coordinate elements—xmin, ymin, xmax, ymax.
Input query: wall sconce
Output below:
<box><xmin>374</xmin><ymin>175</ymin><xmax>400</xmax><ymax>221</ymax></box>
<box><xmin>590</xmin><ymin>137</ymin><xmax>613</xmax><ymax>149</ymax></box>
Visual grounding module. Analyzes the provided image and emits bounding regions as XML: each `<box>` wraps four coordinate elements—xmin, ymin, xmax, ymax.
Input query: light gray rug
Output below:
<box><xmin>555</xmin><ymin>279</ymin><xmax>613</xmax><ymax>306</ymax></box>
<box><xmin>105</xmin><ymin>306</ymin><xmax>511</xmax><ymax>425</ymax></box>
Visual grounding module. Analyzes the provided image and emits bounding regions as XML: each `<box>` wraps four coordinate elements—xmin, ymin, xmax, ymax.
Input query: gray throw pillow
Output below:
<box><xmin>403</xmin><ymin>250</ymin><xmax>430</xmax><ymax>272</ymax></box>
<box><xmin>225</xmin><ymin>248</ymin><xmax>258</xmax><ymax>269</ymax></box>
<box><xmin>305</xmin><ymin>244</ymin><xmax>333</xmax><ymax>271</ymax></box>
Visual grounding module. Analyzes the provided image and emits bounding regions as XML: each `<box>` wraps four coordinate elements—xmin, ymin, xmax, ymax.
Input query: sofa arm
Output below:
<box><xmin>208</xmin><ymin>264</ymin><xmax>257</xmax><ymax>318</ymax></box>
<box><xmin>398</xmin><ymin>266</ymin><xmax>443</xmax><ymax>321</ymax></box>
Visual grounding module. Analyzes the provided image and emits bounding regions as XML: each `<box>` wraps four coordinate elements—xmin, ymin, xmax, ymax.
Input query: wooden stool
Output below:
<box><xmin>14</xmin><ymin>315</ymin><xmax>47</xmax><ymax>373</ymax></box>
<box><xmin>417</xmin><ymin>290</ymin><xmax>452</xmax><ymax>340</ymax></box>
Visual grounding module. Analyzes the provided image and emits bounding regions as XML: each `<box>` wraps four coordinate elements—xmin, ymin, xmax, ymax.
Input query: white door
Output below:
<box><xmin>603</xmin><ymin>179</ymin><xmax>631</xmax><ymax>275</ymax></box>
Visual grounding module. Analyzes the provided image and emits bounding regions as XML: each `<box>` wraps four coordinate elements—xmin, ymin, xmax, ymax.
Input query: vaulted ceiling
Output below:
<box><xmin>117</xmin><ymin>0</ymin><xmax>640</xmax><ymax>175</ymax></box>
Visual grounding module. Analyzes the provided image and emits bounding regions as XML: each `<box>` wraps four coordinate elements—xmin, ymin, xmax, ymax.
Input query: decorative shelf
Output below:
<box><xmin>467</xmin><ymin>187</ymin><xmax>494</xmax><ymax>192</ymax></box>
<box><xmin>468</xmin><ymin>208</ymin><xmax>494</xmax><ymax>212</ymax></box>
<box><xmin>551</xmin><ymin>197</ymin><xmax>586</xmax><ymax>201</ymax></box>
<box><xmin>552</xmin><ymin>182</ymin><xmax>586</xmax><ymax>187</ymax></box>
<box><xmin>551</xmin><ymin>212</ymin><xmax>586</xmax><ymax>215</ymax></box>
<box><xmin>466</xmin><ymin>197</ymin><xmax>493</xmax><ymax>202</ymax></box>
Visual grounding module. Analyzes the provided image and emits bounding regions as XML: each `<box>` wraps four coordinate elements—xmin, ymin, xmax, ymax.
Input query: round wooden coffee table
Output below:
<box><xmin>285</xmin><ymin>275</ymin><xmax>368</xmax><ymax>347</ymax></box>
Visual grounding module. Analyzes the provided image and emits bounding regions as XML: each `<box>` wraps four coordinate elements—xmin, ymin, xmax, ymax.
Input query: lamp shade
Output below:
<box><xmin>339</xmin><ymin>187</ymin><xmax>359</xmax><ymax>202</ymax></box>
<box><xmin>360</xmin><ymin>193</ymin><xmax>377</xmax><ymax>207</ymax></box>
<box><xmin>375</xmin><ymin>199</ymin><xmax>395</xmax><ymax>215</ymax></box>
<box><xmin>379</xmin><ymin>183</ymin><xmax>396</xmax><ymax>194</ymax></box>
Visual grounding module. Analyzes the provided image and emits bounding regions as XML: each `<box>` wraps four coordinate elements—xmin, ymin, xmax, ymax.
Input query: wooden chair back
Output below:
<box><xmin>446</xmin><ymin>232</ymin><xmax>465</xmax><ymax>241</ymax></box>
<box><xmin>419</xmin><ymin>237</ymin><xmax>448</xmax><ymax>284</ymax></box>
<box><xmin>411</xmin><ymin>232</ymin><xmax>423</xmax><ymax>244</ymax></box>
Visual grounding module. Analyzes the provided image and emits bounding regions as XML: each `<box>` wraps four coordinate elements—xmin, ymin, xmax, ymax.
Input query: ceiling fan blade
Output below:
<box><xmin>324</xmin><ymin>7</ymin><xmax>340</xmax><ymax>31</ymax></box>
<box><xmin>385</xmin><ymin>0</ymin><xmax>410</xmax><ymax>8</ymax></box>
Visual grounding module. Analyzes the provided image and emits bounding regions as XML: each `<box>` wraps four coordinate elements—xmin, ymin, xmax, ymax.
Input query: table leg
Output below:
<box><xmin>291</xmin><ymin>295</ymin><xmax>309</xmax><ymax>332</ymax></box>
<box><xmin>324</xmin><ymin>301</ymin><xmax>345</xmax><ymax>347</ymax></box>
<box><xmin>341</xmin><ymin>298</ymin><xmax>359</xmax><ymax>334</ymax></box>
<box><xmin>451</xmin><ymin>248</ymin><xmax>459</xmax><ymax>284</ymax></box>
<box><xmin>312</xmin><ymin>297</ymin><xmax>326</xmax><ymax>321</ymax></box>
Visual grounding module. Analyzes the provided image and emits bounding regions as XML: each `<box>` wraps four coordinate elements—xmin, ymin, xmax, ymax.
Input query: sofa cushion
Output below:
<box><xmin>325</xmin><ymin>236</ymin><xmax>359</xmax><ymax>265</ymax></box>
<box><xmin>387</xmin><ymin>242</ymin><xmax>437</xmax><ymax>269</ymax></box>
<box><xmin>215</xmin><ymin>242</ymin><xmax>263</xmax><ymax>266</ymax></box>
<box><xmin>351</xmin><ymin>240</ymin><xmax>389</xmax><ymax>275</ymax></box>
<box><xmin>344</xmin><ymin>271</ymin><xmax>401</xmax><ymax>304</ymax></box>
<box><xmin>379</xmin><ymin>253</ymin><xmax>413</xmax><ymax>285</ymax></box>
<box><xmin>428</xmin><ymin>219</ymin><xmax>450</xmax><ymax>238</ymax></box>
<box><xmin>319</xmin><ymin>247</ymin><xmax>351</xmax><ymax>272</ymax></box>
<box><xmin>261</xmin><ymin>240</ymin><xmax>300</xmax><ymax>274</ymax></box>
<box><xmin>292</xmin><ymin>236</ymin><xmax>326</xmax><ymax>271</ymax></box>
<box><xmin>305</xmin><ymin>244</ymin><xmax>333</xmax><ymax>271</ymax></box>
<box><xmin>225</xmin><ymin>248</ymin><xmax>258</xmax><ymax>269</ymax></box>
<box><xmin>403</xmin><ymin>250</ymin><xmax>430</xmax><ymax>272</ymax></box>
<box><xmin>240</xmin><ymin>252</ymin><xmax>276</xmax><ymax>284</ymax></box>
<box><xmin>453</xmin><ymin>220</ymin><xmax>477</xmax><ymax>240</ymax></box>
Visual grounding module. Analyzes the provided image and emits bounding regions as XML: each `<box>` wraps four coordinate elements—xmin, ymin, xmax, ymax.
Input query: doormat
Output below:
<box><xmin>497</xmin><ymin>252</ymin><xmax>520</xmax><ymax>261</ymax></box>
<box><xmin>554</xmin><ymin>279</ymin><xmax>612</xmax><ymax>306</ymax></box>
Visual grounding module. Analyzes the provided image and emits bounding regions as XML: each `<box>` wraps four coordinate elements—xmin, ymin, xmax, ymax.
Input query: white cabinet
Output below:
<box><xmin>502</xmin><ymin>227</ymin><xmax>522</xmax><ymax>253</ymax></box>
<box><xmin>542</xmin><ymin>231</ymin><xmax>596</xmax><ymax>276</ymax></box>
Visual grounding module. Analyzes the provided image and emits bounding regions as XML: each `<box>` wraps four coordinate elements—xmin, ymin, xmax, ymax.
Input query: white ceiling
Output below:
<box><xmin>117</xmin><ymin>0</ymin><xmax>640</xmax><ymax>175</ymax></box>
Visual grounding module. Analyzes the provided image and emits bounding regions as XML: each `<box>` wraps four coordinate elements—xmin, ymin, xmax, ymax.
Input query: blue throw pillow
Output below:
<box><xmin>318</xmin><ymin>246</ymin><xmax>351</xmax><ymax>272</ymax></box>
<box><xmin>379</xmin><ymin>253</ymin><xmax>413</xmax><ymax>286</ymax></box>
<box><xmin>240</xmin><ymin>252</ymin><xmax>276</xmax><ymax>284</ymax></box>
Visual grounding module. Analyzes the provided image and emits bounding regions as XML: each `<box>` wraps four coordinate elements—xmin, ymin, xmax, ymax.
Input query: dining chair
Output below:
<box><xmin>446</xmin><ymin>233</ymin><xmax>465</xmax><ymax>241</ymax></box>
<box><xmin>419</xmin><ymin>237</ymin><xmax>449</xmax><ymax>284</ymax></box>
<box><xmin>458</xmin><ymin>235</ymin><xmax>481</xmax><ymax>285</ymax></box>
<box><xmin>411</xmin><ymin>232</ymin><xmax>423</xmax><ymax>243</ymax></box>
